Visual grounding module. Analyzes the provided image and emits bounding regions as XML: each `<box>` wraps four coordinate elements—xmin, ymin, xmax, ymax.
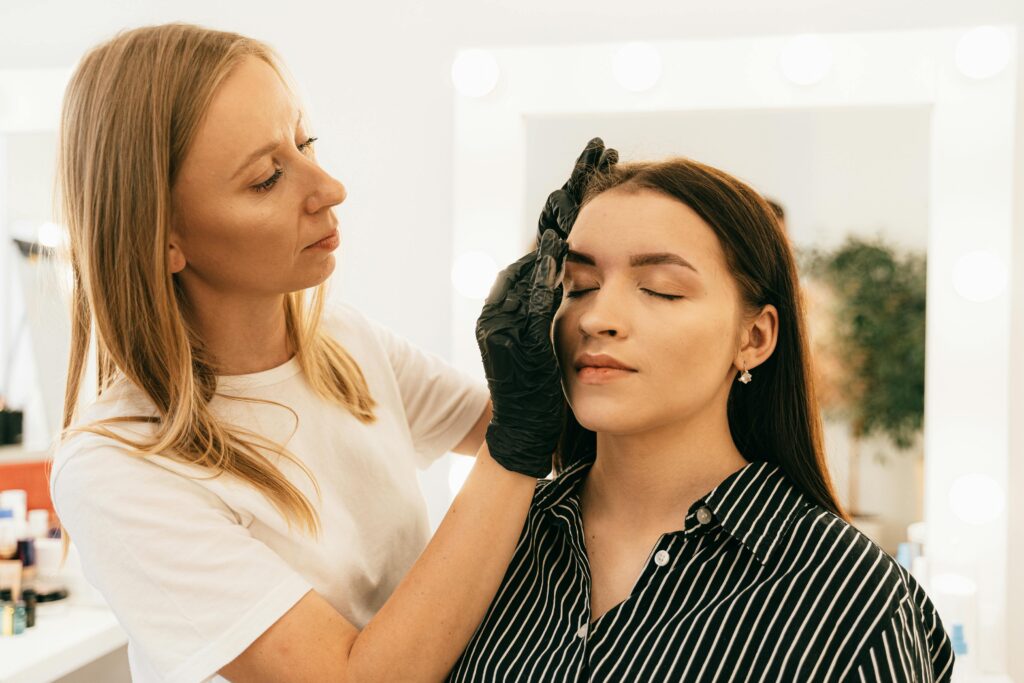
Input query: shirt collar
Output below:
<box><xmin>538</xmin><ymin>458</ymin><xmax>812</xmax><ymax>566</ymax></box>
<box><xmin>693</xmin><ymin>460</ymin><xmax>812</xmax><ymax>565</ymax></box>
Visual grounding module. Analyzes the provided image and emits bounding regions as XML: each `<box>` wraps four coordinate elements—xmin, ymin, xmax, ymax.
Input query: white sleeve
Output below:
<box><xmin>51</xmin><ymin>443</ymin><xmax>313</xmax><ymax>683</ymax></box>
<box><xmin>371</xmin><ymin>321</ymin><xmax>489</xmax><ymax>467</ymax></box>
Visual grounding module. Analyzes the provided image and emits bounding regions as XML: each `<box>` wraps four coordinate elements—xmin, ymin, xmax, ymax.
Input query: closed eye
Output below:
<box><xmin>642</xmin><ymin>289</ymin><xmax>683</xmax><ymax>301</ymax></box>
<box><xmin>565</xmin><ymin>288</ymin><xmax>597</xmax><ymax>298</ymax></box>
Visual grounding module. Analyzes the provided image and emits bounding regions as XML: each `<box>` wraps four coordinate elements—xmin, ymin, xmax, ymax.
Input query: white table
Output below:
<box><xmin>0</xmin><ymin>602</ymin><xmax>127</xmax><ymax>683</ymax></box>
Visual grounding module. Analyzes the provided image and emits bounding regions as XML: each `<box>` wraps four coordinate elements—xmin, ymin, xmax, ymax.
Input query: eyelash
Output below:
<box><xmin>252</xmin><ymin>136</ymin><xmax>319</xmax><ymax>193</ymax></box>
<box><xmin>565</xmin><ymin>288</ymin><xmax>683</xmax><ymax>301</ymax></box>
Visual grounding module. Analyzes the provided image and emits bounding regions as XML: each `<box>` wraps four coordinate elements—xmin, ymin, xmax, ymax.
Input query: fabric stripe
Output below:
<box><xmin>447</xmin><ymin>460</ymin><xmax>955</xmax><ymax>682</ymax></box>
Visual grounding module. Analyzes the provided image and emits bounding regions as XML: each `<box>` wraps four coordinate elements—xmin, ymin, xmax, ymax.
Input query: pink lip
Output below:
<box><xmin>573</xmin><ymin>353</ymin><xmax>637</xmax><ymax>385</ymax></box>
<box><xmin>576</xmin><ymin>366</ymin><xmax>635</xmax><ymax>384</ymax></box>
<box><xmin>305</xmin><ymin>229</ymin><xmax>340</xmax><ymax>251</ymax></box>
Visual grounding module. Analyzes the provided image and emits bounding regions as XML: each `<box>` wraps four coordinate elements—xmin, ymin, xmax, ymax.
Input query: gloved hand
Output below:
<box><xmin>537</xmin><ymin>137</ymin><xmax>618</xmax><ymax>243</ymax></box>
<box><xmin>476</xmin><ymin>230</ymin><xmax>568</xmax><ymax>477</ymax></box>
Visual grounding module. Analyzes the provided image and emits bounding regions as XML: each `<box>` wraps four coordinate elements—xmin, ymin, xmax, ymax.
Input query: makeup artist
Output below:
<box><xmin>48</xmin><ymin>23</ymin><xmax>602</xmax><ymax>683</ymax></box>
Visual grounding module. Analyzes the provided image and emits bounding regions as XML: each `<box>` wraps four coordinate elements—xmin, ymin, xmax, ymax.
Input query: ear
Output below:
<box><xmin>734</xmin><ymin>304</ymin><xmax>779</xmax><ymax>374</ymax></box>
<box><xmin>168</xmin><ymin>231</ymin><xmax>187</xmax><ymax>274</ymax></box>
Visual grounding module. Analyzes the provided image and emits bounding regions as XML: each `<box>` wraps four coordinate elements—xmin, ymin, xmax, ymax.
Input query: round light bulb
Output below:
<box><xmin>948</xmin><ymin>473</ymin><xmax>1005</xmax><ymax>525</ymax></box>
<box><xmin>451</xmin><ymin>251</ymin><xmax>499</xmax><ymax>299</ymax></box>
<box><xmin>779</xmin><ymin>34</ymin><xmax>834</xmax><ymax>86</ymax></box>
<box><xmin>952</xmin><ymin>250</ymin><xmax>1008</xmax><ymax>302</ymax></box>
<box><xmin>451</xmin><ymin>50</ymin><xmax>500</xmax><ymax>98</ymax></box>
<box><xmin>955</xmin><ymin>26</ymin><xmax>1011</xmax><ymax>80</ymax></box>
<box><xmin>932</xmin><ymin>572</ymin><xmax>978</xmax><ymax>596</ymax></box>
<box><xmin>612</xmin><ymin>43</ymin><xmax>663</xmax><ymax>93</ymax></box>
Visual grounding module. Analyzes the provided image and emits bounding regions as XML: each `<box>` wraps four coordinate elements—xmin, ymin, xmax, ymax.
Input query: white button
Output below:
<box><xmin>696</xmin><ymin>506</ymin><xmax>713</xmax><ymax>525</ymax></box>
<box><xmin>654</xmin><ymin>550</ymin><xmax>671</xmax><ymax>567</ymax></box>
<box><xmin>577</xmin><ymin>623</ymin><xmax>589</xmax><ymax>638</ymax></box>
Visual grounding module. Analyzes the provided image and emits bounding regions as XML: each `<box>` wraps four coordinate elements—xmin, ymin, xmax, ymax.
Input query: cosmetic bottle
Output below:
<box><xmin>0</xmin><ymin>588</ymin><xmax>13</xmax><ymax>636</ymax></box>
<box><xmin>0</xmin><ymin>509</ymin><xmax>17</xmax><ymax>560</ymax></box>
<box><xmin>17</xmin><ymin>538</ymin><xmax>36</xmax><ymax>628</ymax></box>
<box><xmin>21</xmin><ymin>587</ymin><xmax>36</xmax><ymax>628</ymax></box>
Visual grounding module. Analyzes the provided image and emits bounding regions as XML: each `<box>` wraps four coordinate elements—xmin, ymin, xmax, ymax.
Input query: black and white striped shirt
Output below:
<box><xmin>449</xmin><ymin>459</ymin><xmax>954</xmax><ymax>682</ymax></box>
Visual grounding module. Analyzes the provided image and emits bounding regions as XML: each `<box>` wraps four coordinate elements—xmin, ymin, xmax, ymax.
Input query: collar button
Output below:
<box><xmin>696</xmin><ymin>506</ymin><xmax>714</xmax><ymax>525</ymax></box>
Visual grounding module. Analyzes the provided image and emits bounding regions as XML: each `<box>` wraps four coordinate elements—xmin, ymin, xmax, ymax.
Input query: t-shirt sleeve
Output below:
<box><xmin>51</xmin><ymin>442</ymin><xmax>313</xmax><ymax>683</ymax></box>
<box><xmin>370</xmin><ymin>319</ymin><xmax>489</xmax><ymax>467</ymax></box>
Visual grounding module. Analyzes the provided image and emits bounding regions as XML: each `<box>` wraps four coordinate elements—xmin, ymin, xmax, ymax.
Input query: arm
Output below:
<box><xmin>224</xmin><ymin>140</ymin><xmax>613</xmax><ymax>682</ymax></box>
<box><xmin>221</xmin><ymin>442</ymin><xmax>533</xmax><ymax>683</ymax></box>
<box><xmin>451</xmin><ymin>401</ymin><xmax>491</xmax><ymax>456</ymax></box>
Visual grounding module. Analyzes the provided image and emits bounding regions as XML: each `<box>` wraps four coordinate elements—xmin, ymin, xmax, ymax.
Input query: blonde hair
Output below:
<box><xmin>58</xmin><ymin>23</ymin><xmax>375</xmax><ymax>534</ymax></box>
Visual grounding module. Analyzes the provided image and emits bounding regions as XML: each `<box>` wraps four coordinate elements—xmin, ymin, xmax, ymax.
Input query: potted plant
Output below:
<box><xmin>799</xmin><ymin>236</ymin><xmax>927</xmax><ymax>523</ymax></box>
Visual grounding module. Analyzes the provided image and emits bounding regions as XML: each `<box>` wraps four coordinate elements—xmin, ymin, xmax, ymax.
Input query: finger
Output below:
<box><xmin>526</xmin><ymin>230</ymin><xmax>567</xmax><ymax>323</ymax></box>
<box><xmin>483</xmin><ymin>251</ymin><xmax>536</xmax><ymax>308</ymax></box>
<box><xmin>597</xmin><ymin>147</ymin><xmax>618</xmax><ymax>172</ymax></box>
<box><xmin>539</xmin><ymin>190</ymin><xmax>577</xmax><ymax>241</ymax></box>
<box><xmin>566</xmin><ymin>138</ymin><xmax>606</xmax><ymax>197</ymax></box>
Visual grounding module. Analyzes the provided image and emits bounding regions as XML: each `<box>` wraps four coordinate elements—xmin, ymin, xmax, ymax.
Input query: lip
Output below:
<box><xmin>305</xmin><ymin>228</ymin><xmax>340</xmax><ymax>251</ymax></box>
<box><xmin>574</xmin><ymin>353</ymin><xmax>636</xmax><ymax>372</ymax></box>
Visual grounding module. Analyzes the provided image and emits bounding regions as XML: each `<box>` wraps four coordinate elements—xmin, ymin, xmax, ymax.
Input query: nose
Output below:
<box><xmin>577</xmin><ymin>288</ymin><xmax>629</xmax><ymax>340</ymax></box>
<box><xmin>305</xmin><ymin>168</ymin><xmax>347</xmax><ymax>214</ymax></box>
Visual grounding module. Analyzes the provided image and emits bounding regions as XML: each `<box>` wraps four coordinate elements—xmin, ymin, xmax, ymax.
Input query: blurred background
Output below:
<box><xmin>1</xmin><ymin>1</ymin><xmax>1022</xmax><ymax>681</ymax></box>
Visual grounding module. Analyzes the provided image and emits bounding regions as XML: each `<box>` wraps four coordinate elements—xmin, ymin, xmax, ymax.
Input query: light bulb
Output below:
<box><xmin>779</xmin><ymin>34</ymin><xmax>833</xmax><ymax>86</ymax></box>
<box><xmin>451</xmin><ymin>251</ymin><xmax>499</xmax><ymax>299</ymax></box>
<box><xmin>451</xmin><ymin>50</ymin><xmax>500</xmax><ymax>98</ymax></box>
<box><xmin>948</xmin><ymin>473</ymin><xmax>1005</xmax><ymax>525</ymax></box>
<box><xmin>952</xmin><ymin>250</ymin><xmax>1008</xmax><ymax>302</ymax></box>
<box><xmin>955</xmin><ymin>26</ymin><xmax>1011</xmax><ymax>80</ymax></box>
<box><xmin>612</xmin><ymin>43</ymin><xmax>663</xmax><ymax>93</ymax></box>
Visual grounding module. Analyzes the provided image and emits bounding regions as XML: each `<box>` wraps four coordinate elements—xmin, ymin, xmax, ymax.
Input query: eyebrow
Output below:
<box><xmin>230</xmin><ymin>112</ymin><xmax>303</xmax><ymax>181</ymax></box>
<box><xmin>566</xmin><ymin>249</ymin><xmax>699</xmax><ymax>274</ymax></box>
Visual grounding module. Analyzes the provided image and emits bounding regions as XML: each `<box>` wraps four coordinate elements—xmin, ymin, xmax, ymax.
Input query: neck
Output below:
<box><xmin>182</xmin><ymin>283</ymin><xmax>293</xmax><ymax>376</ymax></box>
<box><xmin>581</xmin><ymin>405</ymin><xmax>749</xmax><ymax>531</ymax></box>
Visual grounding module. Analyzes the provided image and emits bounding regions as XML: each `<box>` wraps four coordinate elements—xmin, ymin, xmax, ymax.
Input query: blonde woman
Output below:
<box><xmin>49</xmin><ymin>23</ymin><xmax>599</xmax><ymax>682</ymax></box>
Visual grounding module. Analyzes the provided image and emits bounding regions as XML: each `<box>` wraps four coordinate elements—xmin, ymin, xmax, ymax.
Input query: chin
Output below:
<box><xmin>299</xmin><ymin>255</ymin><xmax>337</xmax><ymax>290</ymax></box>
<box><xmin>569</xmin><ymin>394</ymin><xmax>655</xmax><ymax>435</ymax></box>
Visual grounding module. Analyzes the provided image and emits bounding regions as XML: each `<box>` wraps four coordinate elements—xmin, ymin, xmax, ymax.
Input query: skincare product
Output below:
<box><xmin>0</xmin><ymin>588</ymin><xmax>13</xmax><ymax>636</ymax></box>
<box><xmin>27</xmin><ymin>510</ymin><xmax>49</xmax><ymax>539</ymax></box>
<box><xmin>0</xmin><ymin>509</ymin><xmax>16</xmax><ymax>559</ymax></box>
<box><xmin>0</xmin><ymin>491</ymin><xmax>27</xmax><ymax>531</ymax></box>
<box><xmin>21</xmin><ymin>587</ymin><xmax>35</xmax><ymax>628</ymax></box>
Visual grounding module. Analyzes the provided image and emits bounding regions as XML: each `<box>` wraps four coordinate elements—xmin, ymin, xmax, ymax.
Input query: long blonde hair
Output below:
<box><xmin>58</xmin><ymin>23</ymin><xmax>375</xmax><ymax>534</ymax></box>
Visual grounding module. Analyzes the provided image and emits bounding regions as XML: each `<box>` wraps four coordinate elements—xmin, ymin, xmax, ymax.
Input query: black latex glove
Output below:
<box><xmin>537</xmin><ymin>137</ymin><xmax>619</xmax><ymax>243</ymax></box>
<box><xmin>476</xmin><ymin>229</ymin><xmax>568</xmax><ymax>477</ymax></box>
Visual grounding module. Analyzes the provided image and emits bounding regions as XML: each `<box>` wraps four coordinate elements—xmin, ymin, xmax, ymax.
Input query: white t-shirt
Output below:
<box><xmin>50</xmin><ymin>304</ymin><xmax>489</xmax><ymax>683</ymax></box>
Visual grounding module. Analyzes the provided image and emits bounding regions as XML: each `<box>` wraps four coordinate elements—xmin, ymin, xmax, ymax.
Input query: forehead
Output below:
<box><xmin>569</xmin><ymin>188</ymin><xmax>724</xmax><ymax>266</ymax></box>
<box><xmin>188</xmin><ymin>56</ymin><xmax>295</xmax><ymax>164</ymax></box>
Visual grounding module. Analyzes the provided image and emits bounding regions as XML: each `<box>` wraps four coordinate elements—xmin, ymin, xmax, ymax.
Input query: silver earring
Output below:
<box><xmin>738</xmin><ymin>364</ymin><xmax>752</xmax><ymax>384</ymax></box>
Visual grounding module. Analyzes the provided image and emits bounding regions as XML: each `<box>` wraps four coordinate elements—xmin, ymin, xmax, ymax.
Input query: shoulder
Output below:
<box><xmin>784</xmin><ymin>504</ymin><xmax>911</xmax><ymax>601</ymax></box>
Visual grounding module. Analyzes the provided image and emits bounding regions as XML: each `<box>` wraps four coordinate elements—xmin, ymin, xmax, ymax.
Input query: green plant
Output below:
<box><xmin>800</xmin><ymin>237</ymin><xmax>927</xmax><ymax>452</ymax></box>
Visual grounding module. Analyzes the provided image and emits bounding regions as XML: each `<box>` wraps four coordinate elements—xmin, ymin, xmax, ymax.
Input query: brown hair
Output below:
<box><xmin>555</xmin><ymin>158</ymin><xmax>847</xmax><ymax>521</ymax></box>
<box><xmin>58</xmin><ymin>23</ymin><xmax>375</xmax><ymax>535</ymax></box>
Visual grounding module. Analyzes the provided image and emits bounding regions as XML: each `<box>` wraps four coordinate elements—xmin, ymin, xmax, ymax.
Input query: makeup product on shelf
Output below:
<box><xmin>21</xmin><ymin>587</ymin><xmax>35</xmax><ymax>628</ymax></box>
<box><xmin>0</xmin><ymin>588</ymin><xmax>14</xmax><ymax>636</ymax></box>
<box><xmin>26</xmin><ymin>510</ymin><xmax>50</xmax><ymax>539</ymax></box>
<box><xmin>0</xmin><ymin>509</ymin><xmax>16</xmax><ymax>559</ymax></box>
<box><xmin>0</xmin><ymin>491</ymin><xmax>27</xmax><ymax>533</ymax></box>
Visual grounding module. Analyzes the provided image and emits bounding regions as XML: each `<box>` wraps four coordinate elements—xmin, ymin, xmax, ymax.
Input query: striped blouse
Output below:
<box><xmin>448</xmin><ymin>459</ymin><xmax>954</xmax><ymax>682</ymax></box>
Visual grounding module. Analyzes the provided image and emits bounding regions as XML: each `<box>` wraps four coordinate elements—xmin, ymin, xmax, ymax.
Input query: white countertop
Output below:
<box><xmin>0</xmin><ymin>601</ymin><xmax>127</xmax><ymax>683</ymax></box>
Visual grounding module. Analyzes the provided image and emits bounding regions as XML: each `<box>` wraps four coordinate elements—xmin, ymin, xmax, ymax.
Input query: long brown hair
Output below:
<box><xmin>58</xmin><ymin>23</ymin><xmax>376</xmax><ymax>535</ymax></box>
<box><xmin>555</xmin><ymin>158</ymin><xmax>847</xmax><ymax>521</ymax></box>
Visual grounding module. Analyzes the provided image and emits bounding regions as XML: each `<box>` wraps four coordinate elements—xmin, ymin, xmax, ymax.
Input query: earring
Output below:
<box><xmin>738</xmin><ymin>364</ymin><xmax>752</xmax><ymax>384</ymax></box>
